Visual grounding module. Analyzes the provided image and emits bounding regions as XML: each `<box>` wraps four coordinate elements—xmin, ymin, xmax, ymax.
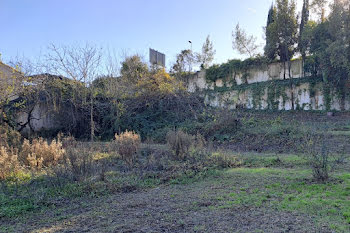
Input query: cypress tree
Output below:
<box><xmin>264</xmin><ymin>4</ymin><xmax>278</xmax><ymax>61</ymax></box>
<box><xmin>299</xmin><ymin>0</ymin><xmax>310</xmax><ymax>64</ymax></box>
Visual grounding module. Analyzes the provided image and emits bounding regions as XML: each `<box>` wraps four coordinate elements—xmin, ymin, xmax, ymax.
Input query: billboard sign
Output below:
<box><xmin>149</xmin><ymin>48</ymin><xmax>165</xmax><ymax>67</ymax></box>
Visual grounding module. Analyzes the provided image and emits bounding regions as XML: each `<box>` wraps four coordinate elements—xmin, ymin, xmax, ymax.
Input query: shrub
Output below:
<box><xmin>0</xmin><ymin>146</ymin><xmax>19</xmax><ymax>180</ymax></box>
<box><xmin>301</xmin><ymin>134</ymin><xmax>347</xmax><ymax>182</ymax></box>
<box><xmin>60</xmin><ymin>147</ymin><xmax>95</xmax><ymax>181</ymax></box>
<box><xmin>20</xmin><ymin>138</ymin><xmax>65</xmax><ymax>169</ymax></box>
<box><xmin>114</xmin><ymin>130</ymin><xmax>141</xmax><ymax>167</ymax></box>
<box><xmin>166</xmin><ymin>129</ymin><xmax>193</xmax><ymax>160</ymax></box>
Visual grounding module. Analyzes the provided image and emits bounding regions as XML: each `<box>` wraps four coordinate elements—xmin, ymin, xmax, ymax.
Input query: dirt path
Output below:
<box><xmin>2</xmin><ymin>171</ymin><xmax>330</xmax><ymax>233</ymax></box>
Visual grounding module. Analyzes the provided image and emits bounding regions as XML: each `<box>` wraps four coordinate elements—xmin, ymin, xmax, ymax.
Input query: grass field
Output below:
<box><xmin>1</xmin><ymin>151</ymin><xmax>349</xmax><ymax>233</ymax></box>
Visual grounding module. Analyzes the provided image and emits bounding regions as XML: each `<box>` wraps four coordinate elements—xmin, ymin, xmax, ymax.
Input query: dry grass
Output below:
<box><xmin>20</xmin><ymin>138</ymin><xmax>65</xmax><ymax>170</ymax></box>
<box><xmin>0</xmin><ymin>132</ymin><xmax>65</xmax><ymax>179</ymax></box>
<box><xmin>0</xmin><ymin>146</ymin><xmax>19</xmax><ymax>180</ymax></box>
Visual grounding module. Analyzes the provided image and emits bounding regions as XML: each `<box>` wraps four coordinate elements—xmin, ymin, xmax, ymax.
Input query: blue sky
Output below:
<box><xmin>0</xmin><ymin>0</ymin><xmax>304</xmax><ymax>70</ymax></box>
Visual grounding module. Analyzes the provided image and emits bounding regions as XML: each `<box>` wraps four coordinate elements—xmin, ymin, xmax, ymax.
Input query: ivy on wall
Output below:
<box><xmin>203</xmin><ymin>52</ymin><xmax>349</xmax><ymax>111</ymax></box>
<box><xmin>204</xmin><ymin>75</ymin><xmax>323</xmax><ymax>110</ymax></box>
<box><xmin>205</xmin><ymin>56</ymin><xmax>268</xmax><ymax>83</ymax></box>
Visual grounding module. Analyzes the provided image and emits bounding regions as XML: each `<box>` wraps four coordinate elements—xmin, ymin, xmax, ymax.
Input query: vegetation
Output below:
<box><xmin>205</xmin><ymin>56</ymin><xmax>268</xmax><ymax>82</ymax></box>
<box><xmin>298</xmin><ymin>0</ymin><xmax>310</xmax><ymax>67</ymax></box>
<box><xmin>166</xmin><ymin>129</ymin><xmax>193</xmax><ymax>160</ymax></box>
<box><xmin>196</xmin><ymin>35</ymin><xmax>216</xmax><ymax>69</ymax></box>
<box><xmin>265</xmin><ymin>0</ymin><xmax>298</xmax><ymax>71</ymax></box>
<box><xmin>1</xmin><ymin>1</ymin><xmax>350</xmax><ymax>232</ymax></box>
<box><xmin>264</xmin><ymin>4</ymin><xmax>278</xmax><ymax>61</ymax></box>
<box><xmin>114</xmin><ymin>130</ymin><xmax>141</xmax><ymax>168</ymax></box>
<box><xmin>172</xmin><ymin>49</ymin><xmax>195</xmax><ymax>74</ymax></box>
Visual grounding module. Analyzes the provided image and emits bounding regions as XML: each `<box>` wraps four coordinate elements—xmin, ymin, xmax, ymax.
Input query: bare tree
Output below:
<box><xmin>46</xmin><ymin>43</ymin><xmax>103</xmax><ymax>141</ymax></box>
<box><xmin>232</xmin><ymin>23</ymin><xmax>259</xmax><ymax>58</ymax></box>
<box><xmin>104</xmin><ymin>47</ymin><xmax>120</xmax><ymax>78</ymax></box>
<box><xmin>46</xmin><ymin>43</ymin><xmax>102</xmax><ymax>83</ymax></box>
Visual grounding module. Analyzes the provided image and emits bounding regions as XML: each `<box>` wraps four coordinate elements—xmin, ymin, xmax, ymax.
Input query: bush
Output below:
<box><xmin>166</xmin><ymin>129</ymin><xmax>193</xmax><ymax>160</ymax></box>
<box><xmin>20</xmin><ymin>138</ymin><xmax>65</xmax><ymax>169</ymax></box>
<box><xmin>114</xmin><ymin>130</ymin><xmax>141</xmax><ymax>167</ymax></box>
<box><xmin>0</xmin><ymin>146</ymin><xmax>20</xmax><ymax>180</ymax></box>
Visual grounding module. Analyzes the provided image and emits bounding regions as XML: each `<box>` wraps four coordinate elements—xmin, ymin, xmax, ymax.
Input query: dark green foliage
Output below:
<box><xmin>299</xmin><ymin>0</ymin><xmax>310</xmax><ymax>60</ymax></box>
<box><xmin>112</xmin><ymin>94</ymin><xmax>204</xmax><ymax>142</ymax></box>
<box><xmin>304</xmin><ymin>1</ymin><xmax>350</xmax><ymax>110</ymax></box>
<box><xmin>182</xmin><ymin>109</ymin><xmax>241</xmax><ymax>142</ymax></box>
<box><xmin>265</xmin><ymin>4</ymin><xmax>278</xmax><ymax>61</ymax></box>
<box><xmin>265</xmin><ymin>0</ymin><xmax>298</xmax><ymax>66</ymax></box>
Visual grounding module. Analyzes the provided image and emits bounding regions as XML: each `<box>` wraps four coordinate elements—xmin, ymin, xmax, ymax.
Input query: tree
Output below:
<box><xmin>46</xmin><ymin>43</ymin><xmax>102</xmax><ymax>141</ymax></box>
<box><xmin>95</xmin><ymin>55</ymin><xmax>201</xmax><ymax>141</ymax></box>
<box><xmin>172</xmin><ymin>49</ymin><xmax>195</xmax><ymax>74</ymax></box>
<box><xmin>299</xmin><ymin>0</ymin><xmax>310</xmax><ymax>70</ymax></box>
<box><xmin>232</xmin><ymin>23</ymin><xmax>259</xmax><ymax>58</ymax></box>
<box><xmin>308</xmin><ymin>0</ymin><xmax>350</xmax><ymax>110</ymax></box>
<box><xmin>266</xmin><ymin>0</ymin><xmax>298</xmax><ymax>78</ymax></box>
<box><xmin>264</xmin><ymin>4</ymin><xmax>278</xmax><ymax>60</ymax></box>
<box><xmin>120</xmin><ymin>55</ymin><xmax>148</xmax><ymax>83</ymax></box>
<box><xmin>196</xmin><ymin>35</ymin><xmax>216</xmax><ymax>69</ymax></box>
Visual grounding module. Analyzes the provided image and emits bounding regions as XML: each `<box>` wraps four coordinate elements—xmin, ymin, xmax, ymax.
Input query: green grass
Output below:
<box><xmin>0</xmin><ymin>172</ymin><xmax>162</xmax><ymax>219</ymax></box>
<box><xmin>169</xmin><ymin>169</ymin><xmax>223</xmax><ymax>185</ymax></box>
<box><xmin>329</xmin><ymin>130</ymin><xmax>350</xmax><ymax>136</ymax></box>
<box><xmin>213</xmin><ymin>166</ymin><xmax>350</xmax><ymax>232</ymax></box>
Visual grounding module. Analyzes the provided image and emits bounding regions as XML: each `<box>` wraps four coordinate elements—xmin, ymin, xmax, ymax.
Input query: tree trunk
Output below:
<box><xmin>290</xmin><ymin>81</ymin><xmax>295</xmax><ymax>110</ymax></box>
<box><xmin>302</xmin><ymin>53</ymin><xmax>306</xmax><ymax>77</ymax></box>
<box><xmin>90</xmin><ymin>89</ymin><xmax>94</xmax><ymax>142</ymax></box>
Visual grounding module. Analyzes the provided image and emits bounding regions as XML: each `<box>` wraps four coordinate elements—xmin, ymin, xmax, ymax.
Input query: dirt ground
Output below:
<box><xmin>1</xmin><ymin>169</ymin><xmax>332</xmax><ymax>233</ymax></box>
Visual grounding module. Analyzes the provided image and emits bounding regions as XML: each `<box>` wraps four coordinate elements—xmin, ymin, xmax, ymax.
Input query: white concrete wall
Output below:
<box><xmin>188</xmin><ymin>60</ymin><xmax>304</xmax><ymax>93</ymax></box>
<box><xmin>189</xmin><ymin>60</ymin><xmax>349</xmax><ymax>111</ymax></box>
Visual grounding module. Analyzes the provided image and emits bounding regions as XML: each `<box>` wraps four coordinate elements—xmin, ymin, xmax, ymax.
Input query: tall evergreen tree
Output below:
<box><xmin>276</xmin><ymin>0</ymin><xmax>298</xmax><ymax>64</ymax></box>
<box><xmin>299</xmin><ymin>0</ymin><xmax>309</xmax><ymax>59</ymax></box>
<box><xmin>265</xmin><ymin>0</ymin><xmax>298</xmax><ymax>78</ymax></box>
<box><xmin>264</xmin><ymin>4</ymin><xmax>278</xmax><ymax>61</ymax></box>
<box><xmin>299</xmin><ymin>0</ymin><xmax>310</xmax><ymax>75</ymax></box>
